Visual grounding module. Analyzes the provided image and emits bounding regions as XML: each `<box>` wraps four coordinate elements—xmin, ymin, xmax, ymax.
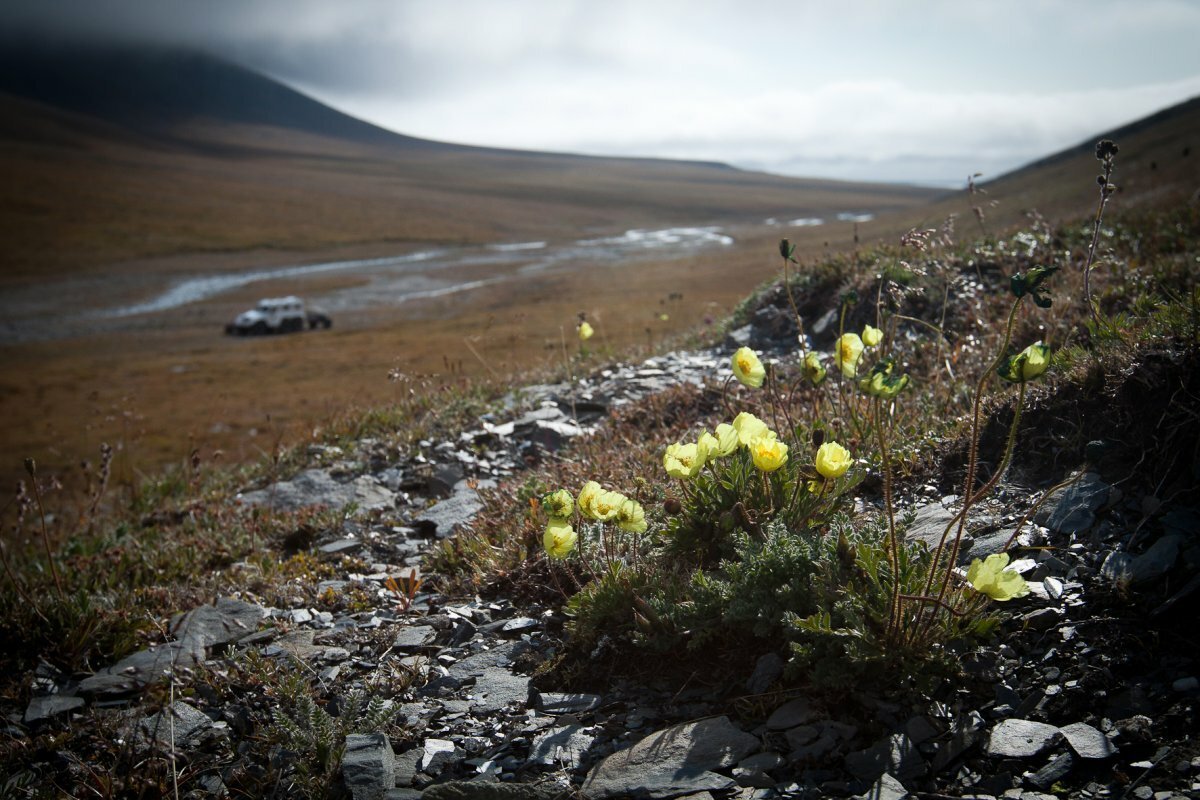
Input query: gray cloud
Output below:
<box><xmin>4</xmin><ymin>0</ymin><xmax>1200</xmax><ymax>185</ymax></box>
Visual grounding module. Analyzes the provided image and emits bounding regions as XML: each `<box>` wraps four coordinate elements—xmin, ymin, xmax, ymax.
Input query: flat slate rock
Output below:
<box><xmin>24</xmin><ymin>693</ymin><xmax>85</xmax><ymax>723</ymax></box>
<box><xmin>529</xmin><ymin>724</ymin><xmax>597</xmax><ymax>767</ymax></box>
<box><xmin>469</xmin><ymin>666</ymin><xmax>532</xmax><ymax>713</ymax></box>
<box><xmin>581</xmin><ymin>716</ymin><xmax>759</xmax><ymax>799</ymax></box>
<box><xmin>1036</xmin><ymin>472</ymin><xmax>1109</xmax><ymax>533</ymax></box>
<box><xmin>986</xmin><ymin>719</ymin><xmax>1061</xmax><ymax>758</ymax></box>
<box><xmin>139</xmin><ymin>700</ymin><xmax>213</xmax><ymax>745</ymax></box>
<box><xmin>421</xmin><ymin>783</ymin><xmax>567</xmax><ymax>800</ymax></box>
<box><xmin>1059</xmin><ymin>722</ymin><xmax>1117</xmax><ymax>759</ymax></box>
<box><xmin>412</xmin><ymin>479</ymin><xmax>496</xmax><ymax>538</ymax></box>
<box><xmin>78</xmin><ymin>640</ymin><xmax>204</xmax><ymax>697</ymax></box>
<box><xmin>535</xmin><ymin>692</ymin><xmax>603</xmax><ymax>715</ymax></box>
<box><xmin>766</xmin><ymin>697</ymin><xmax>819</xmax><ymax>730</ymax></box>
<box><xmin>392</xmin><ymin>625</ymin><xmax>438</xmax><ymax>651</ymax></box>
<box><xmin>238</xmin><ymin>469</ymin><xmax>395</xmax><ymax>513</ymax></box>
<box><xmin>854</xmin><ymin>773</ymin><xmax>910</xmax><ymax>800</ymax></box>
<box><xmin>171</xmin><ymin>597</ymin><xmax>266</xmax><ymax>648</ymax></box>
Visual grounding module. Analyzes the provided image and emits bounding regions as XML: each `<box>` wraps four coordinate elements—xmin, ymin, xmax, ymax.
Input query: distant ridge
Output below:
<box><xmin>0</xmin><ymin>40</ymin><xmax>739</xmax><ymax>170</ymax></box>
<box><xmin>0</xmin><ymin>41</ymin><xmax>454</xmax><ymax>150</ymax></box>
<box><xmin>994</xmin><ymin>94</ymin><xmax>1200</xmax><ymax>182</ymax></box>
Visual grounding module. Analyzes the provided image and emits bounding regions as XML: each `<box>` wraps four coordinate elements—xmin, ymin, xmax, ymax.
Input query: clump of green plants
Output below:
<box><xmin>527</xmin><ymin>250</ymin><xmax>1051</xmax><ymax>689</ymax></box>
<box><xmin>512</xmin><ymin>142</ymin><xmax>1150</xmax><ymax>692</ymax></box>
<box><xmin>262</xmin><ymin>657</ymin><xmax>402</xmax><ymax>797</ymax></box>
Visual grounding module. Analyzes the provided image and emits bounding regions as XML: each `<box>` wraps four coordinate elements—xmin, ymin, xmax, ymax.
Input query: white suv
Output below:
<box><xmin>225</xmin><ymin>296</ymin><xmax>331</xmax><ymax>335</ymax></box>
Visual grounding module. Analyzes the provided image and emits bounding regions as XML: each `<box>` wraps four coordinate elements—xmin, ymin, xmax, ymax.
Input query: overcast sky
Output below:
<box><xmin>5</xmin><ymin>0</ymin><xmax>1200</xmax><ymax>186</ymax></box>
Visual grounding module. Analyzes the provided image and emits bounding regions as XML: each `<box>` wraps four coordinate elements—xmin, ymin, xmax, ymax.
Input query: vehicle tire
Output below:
<box><xmin>251</xmin><ymin>321</ymin><xmax>268</xmax><ymax>336</ymax></box>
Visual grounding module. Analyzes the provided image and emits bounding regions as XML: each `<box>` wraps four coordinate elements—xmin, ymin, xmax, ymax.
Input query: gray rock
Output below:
<box><xmin>171</xmin><ymin>597</ymin><xmax>266</xmax><ymax>649</ymax></box>
<box><xmin>78</xmin><ymin>640</ymin><xmax>204</xmax><ymax>696</ymax></box>
<box><xmin>535</xmin><ymin>692</ymin><xmax>603</xmax><ymax>715</ymax></box>
<box><xmin>766</xmin><ymin>697</ymin><xmax>818</xmax><ymax>730</ymax></box>
<box><xmin>1128</xmin><ymin>534</ymin><xmax>1185</xmax><ymax>584</ymax></box>
<box><xmin>528</xmin><ymin>724</ymin><xmax>596</xmax><ymax>768</ymax></box>
<box><xmin>383</xmin><ymin>790</ymin><xmax>423</xmax><ymax>800</ymax></box>
<box><xmin>421</xmin><ymin>783</ymin><xmax>565</xmax><ymax>800</ymax></box>
<box><xmin>420</xmin><ymin>738</ymin><xmax>462</xmax><ymax>775</ymax></box>
<box><xmin>1036</xmin><ymin>473</ymin><xmax>1108</xmax><ymax>534</ymax></box>
<box><xmin>854</xmin><ymin>773</ymin><xmax>909</xmax><ymax>800</ymax></box>
<box><xmin>904</xmin><ymin>504</ymin><xmax>958</xmax><ymax>551</ymax></box>
<box><xmin>413</xmin><ymin>480</ymin><xmax>494</xmax><ymax>538</ymax></box>
<box><xmin>738</xmin><ymin>752</ymin><xmax>784</xmax><ymax>772</ymax></box>
<box><xmin>320</xmin><ymin>538</ymin><xmax>363</xmax><ymax>555</ymax></box>
<box><xmin>845</xmin><ymin>734</ymin><xmax>925</xmax><ymax>783</ymax></box>
<box><xmin>1102</xmin><ymin>534</ymin><xmax>1185</xmax><ymax>586</ymax></box>
<box><xmin>393</xmin><ymin>747</ymin><xmax>422</xmax><ymax>787</ymax></box>
<box><xmin>581</xmin><ymin>716</ymin><xmax>759</xmax><ymax>799</ymax></box>
<box><xmin>469</xmin><ymin>667</ymin><xmax>531</xmax><ymax>713</ymax></box>
<box><xmin>986</xmin><ymin>719</ymin><xmax>1061</xmax><ymax>758</ymax></box>
<box><xmin>342</xmin><ymin>733</ymin><xmax>395</xmax><ymax>800</ymax></box>
<box><xmin>1028</xmin><ymin>752</ymin><xmax>1075</xmax><ymax>790</ymax></box>
<box><xmin>393</xmin><ymin>625</ymin><xmax>438</xmax><ymax>651</ymax></box>
<box><xmin>745</xmin><ymin>653</ymin><xmax>785</xmax><ymax>695</ymax></box>
<box><xmin>1021</xmin><ymin>608</ymin><xmax>1063</xmax><ymax>631</ymax></box>
<box><xmin>932</xmin><ymin>711</ymin><xmax>986</xmax><ymax>772</ymax></box>
<box><xmin>139</xmin><ymin>700</ymin><xmax>213</xmax><ymax>745</ymax></box>
<box><xmin>238</xmin><ymin>468</ymin><xmax>395</xmax><ymax>513</ymax></box>
<box><xmin>24</xmin><ymin>694</ymin><xmax>84</xmax><ymax>723</ymax></box>
<box><xmin>501</xmin><ymin>617</ymin><xmax>539</xmax><ymax>635</ymax></box>
<box><xmin>1058</xmin><ymin>722</ymin><xmax>1116</xmax><ymax>759</ymax></box>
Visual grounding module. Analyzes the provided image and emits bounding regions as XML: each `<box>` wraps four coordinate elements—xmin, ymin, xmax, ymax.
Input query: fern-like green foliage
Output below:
<box><xmin>784</xmin><ymin>515</ymin><xmax>998</xmax><ymax>692</ymax></box>
<box><xmin>266</xmin><ymin>662</ymin><xmax>401</xmax><ymax>797</ymax></box>
<box><xmin>666</xmin><ymin>444</ymin><xmax>858</xmax><ymax>567</ymax></box>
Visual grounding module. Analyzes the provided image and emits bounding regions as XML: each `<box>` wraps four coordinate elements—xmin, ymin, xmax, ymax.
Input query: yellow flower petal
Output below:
<box><xmin>834</xmin><ymin>333</ymin><xmax>865</xmax><ymax>378</ymax></box>
<box><xmin>543</xmin><ymin>519</ymin><xmax>577</xmax><ymax>559</ymax></box>
<box><xmin>731</xmin><ymin>347</ymin><xmax>766</xmax><ymax>388</ymax></box>
<box><xmin>732</xmin><ymin>412</ymin><xmax>769</xmax><ymax>447</ymax></box>
<box><xmin>749</xmin><ymin>435</ymin><xmax>788</xmax><ymax>472</ymax></box>
<box><xmin>815</xmin><ymin>441</ymin><xmax>852</xmax><ymax>480</ymax></box>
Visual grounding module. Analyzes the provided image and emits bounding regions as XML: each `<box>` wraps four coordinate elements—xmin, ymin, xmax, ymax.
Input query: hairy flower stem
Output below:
<box><xmin>1084</xmin><ymin>157</ymin><xmax>1116</xmax><ymax>327</ymax></box>
<box><xmin>782</xmin><ymin>254</ymin><xmax>808</xmax><ymax>355</ymax></box>
<box><xmin>911</xmin><ymin>299</ymin><xmax>1021</xmax><ymax>638</ymax></box>
<box><xmin>874</xmin><ymin>398</ymin><xmax>902</xmax><ymax>642</ymax></box>
<box><xmin>935</xmin><ymin>380</ymin><xmax>1027</xmax><ymax>621</ymax></box>
<box><xmin>0</xmin><ymin>541</ymin><xmax>51</xmax><ymax>624</ymax></box>
<box><xmin>26</xmin><ymin>467</ymin><xmax>66</xmax><ymax>603</ymax></box>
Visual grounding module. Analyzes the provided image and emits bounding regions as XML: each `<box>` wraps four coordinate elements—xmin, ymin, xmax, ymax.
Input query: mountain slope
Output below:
<box><xmin>0</xmin><ymin>43</ymin><xmax>944</xmax><ymax>281</ymax></box>
<box><xmin>0</xmin><ymin>43</ymin><xmax>446</xmax><ymax>150</ymax></box>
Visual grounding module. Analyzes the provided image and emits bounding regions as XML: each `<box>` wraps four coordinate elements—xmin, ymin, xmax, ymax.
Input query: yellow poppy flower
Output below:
<box><xmin>731</xmin><ymin>347</ymin><xmax>766</xmax><ymax>388</ymax></box>
<box><xmin>1000</xmin><ymin>342</ymin><xmax>1051</xmax><ymax>383</ymax></box>
<box><xmin>732</xmin><ymin>412</ymin><xmax>770</xmax><ymax>447</ymax></box>
<box><xmin>966</xmin><ymin>553</ymin><xmax>1031</xmax><ymax>601</ymax></box>
<box><xmin>590</xmin><ymin>490</ymin><xmax>626</xmax><ymax>522</ymax></box>
<box><xmin>543</xmin><ymin>519</ymin><xmax>577</xmax><ymax>559</ymax></box>
<box><xmin>541</xmin><ymin>489</ymin><xmax>574</xmax><ymax>520</ymax></box>
<box><xmin>577</xmin><ymin>321</ymin><xmax>594</xmax><ymax>341</ymax></box>
<box><xmin>815</xmin><ymin>441</ymin><xmax>852</xmax><ymax>480</ymax></box>
<box><xmin>709</xmin><ymin>423</ymin><xmax>739</xmax><ymax>458</ymax></box>
<box><xmin>749</xmin><ymin>435</ymin><xmax>788</xmax><ymax>472</ymax></box>
<box><xmin>663</xmin><ymin>442</ymin><xmax>705</xmax><ymax>479</ymax></box>
<box><xmin>803</xmin><ymin>352</ymin><xmax>827</xmax><ymax>386</ymax></box>
<box><xmin>834</xmin><ymin>333</ymin><xmax>865</xmax><ymax>378</ymax></box>
<box><xmin>616</xmin><ymin>498</ymin><xmax>647</xmax><ymax>533</ymax></box>
<box><xmin>577</xmin><ymin>481</ymin><xmax>604</xmax><ymax>520</ymax></box>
